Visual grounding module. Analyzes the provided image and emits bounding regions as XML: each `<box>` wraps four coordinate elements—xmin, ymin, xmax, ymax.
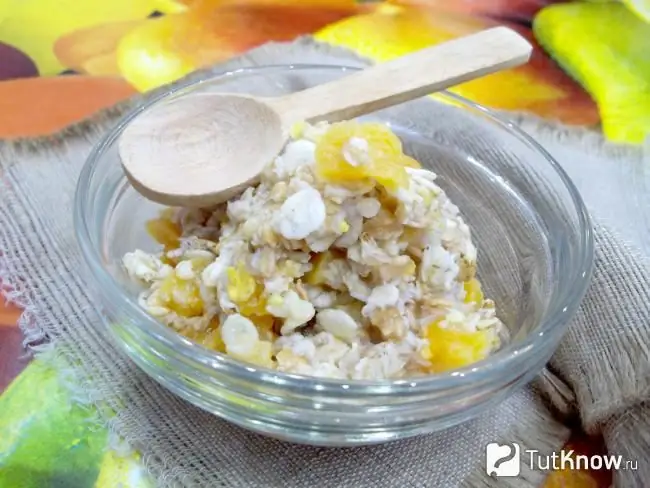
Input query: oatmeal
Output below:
<box><xmin>122</xmin><ymin>120</ymin><xmax>504</xmax><ymax>380</ymax></box>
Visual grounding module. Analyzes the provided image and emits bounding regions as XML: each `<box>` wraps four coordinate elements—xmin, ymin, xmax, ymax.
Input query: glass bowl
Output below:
<box><xmin>74</xmin><ymin>65</ymin><xmax>593</xmax><ymax>446</ymax></box>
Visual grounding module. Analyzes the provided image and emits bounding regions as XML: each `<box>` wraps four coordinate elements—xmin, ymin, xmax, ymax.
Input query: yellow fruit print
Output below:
<box><xmin>315</xmin><ymin>4</ymin><xmax>601</xmax><ymax>128</ymax></box>
<box><xmin>534</xmin><ymin>2</ymin><xmax>650</xmax><ymax>144</ymax></box>
<box><xmin>0</xmin><ymin>0</ymin><xmax>175</xmax><ymax>75</ymax></box>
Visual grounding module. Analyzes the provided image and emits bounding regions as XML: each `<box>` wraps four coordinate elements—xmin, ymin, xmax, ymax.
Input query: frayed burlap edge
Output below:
<box><xmin>603</xmin><ymin>402</ymin><xmax>650</xmax><ymax>487</ymax></box>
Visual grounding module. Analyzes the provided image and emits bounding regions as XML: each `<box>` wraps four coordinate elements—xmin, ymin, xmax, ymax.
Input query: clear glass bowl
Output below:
<box><xmin>74</xmin><ymin>65</ymin><xmax>593</xmax><ymax>446</ymax></box>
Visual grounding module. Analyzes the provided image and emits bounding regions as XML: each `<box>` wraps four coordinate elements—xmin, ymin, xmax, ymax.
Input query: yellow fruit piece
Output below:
<box><xmin>463</xmin><ymin>278</ymin><xmax>484</xmax><ymax>305</ymax></box>
<box><xmin>245</xmin><ymin>341</ymin><xmax>275</xmax><ymax>369</ymax></box>
<box><xmin>339</xmin><ymin>220</ymin><xmax>350</xmax><ymax>233</ymax></box>
<box><xmin>315</xmin><ymin>121</ymin><xmax>410</xmax><ymax>191</ymax></box>
<box><xmin>226</xmin><ymin>264</ymin><xmax>269</xmax><ymax>316</ymax></box>
<box><xmin>315</xmin><ymin>124</ymin><xmax>369</xmax><ymax>183</ymax></box>
<box><xmin>226</xmin><ymin>264</ymin><xmax>257</xmax><ymax>303</ymax></box>
<box><xmin>180</xmin><ymin>317</ymin><xmax>226</xmax><ymax>352</ymax></box>
<box><xmin>199</xmin><ymin>321</ymin><xmax>226</xmax><ymax>353</ymax></box>
<box><xmin>238</xmin><ymin>290</ymin><xmax>269</xmax><ymax>317</ymax></box>
<box><xmin>402</xmin><ymin>226</ymin><xmax>422</xmax><ymax>243</ymax></box>
<box><xmin>404</xmin><ymin>257</ymin><xmax>417</xmax><ymax>277</ymax></box>
<box><xmin>276</xmin><ymin>348</ymin><xmax>309</xmax><ymax>369</ymax></box>
<box><xmin>304</xmin><ymin>251</ymin><xmax>338</xmax><ymax>285</ymax></box>
<box><xmin>426</xmin><ymin>321</ymin><xmax>491</xmax><ymax>373</ymax></box>
<box><xmin>251</xmin><ymin>314</ymin><xmax>275</xmax><ymax>331</ymax></box>
<box><xmin>251</xmin><ymin>314</ymin><xmax>276</xmax><ymax>341</ymax></box>
<box><xmin>159</xmin><ymin>273</ymin><xmax>204</xmax><ymax>317</ymax></box>
<box><xmin>146</xmin><ymin>217</ymin><xmax>182</xmax><ymax>248</ymax></box>
<box><xmin>369</xmin><ymin>154</ymin><xmax>410</xmax><ymax>191</ymax></box>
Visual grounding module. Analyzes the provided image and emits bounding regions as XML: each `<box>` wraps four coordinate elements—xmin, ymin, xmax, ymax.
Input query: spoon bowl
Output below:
<box><xmin>121</xmin><ymin>94</ymin><xmax>285</xmax><ymax>206</ymax></box>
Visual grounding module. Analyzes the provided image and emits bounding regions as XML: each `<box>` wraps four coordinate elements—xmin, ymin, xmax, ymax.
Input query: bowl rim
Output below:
<box><xmin>74</xmin><ymin>63</ymin><xmax>594</xmax><ymax>395</ymax></box>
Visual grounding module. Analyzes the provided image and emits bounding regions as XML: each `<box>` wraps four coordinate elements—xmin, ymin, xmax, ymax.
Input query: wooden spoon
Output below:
<box><xmin>119</xmin><ymin>27</ymin><xmax>532</xmax><ymax>207</ymax></box>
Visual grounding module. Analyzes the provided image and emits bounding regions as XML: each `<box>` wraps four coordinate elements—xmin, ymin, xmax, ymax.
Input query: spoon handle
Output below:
<box><xmin>271</xmin><ymin>27</ymin><xmax>532</xmax><ymax>126</ymax></box>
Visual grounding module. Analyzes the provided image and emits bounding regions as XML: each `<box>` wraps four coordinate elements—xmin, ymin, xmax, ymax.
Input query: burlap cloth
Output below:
<box><xmin>1</xmin><ymin>39</ymin><xmax>648</xmax><ymax>487</ymax></box>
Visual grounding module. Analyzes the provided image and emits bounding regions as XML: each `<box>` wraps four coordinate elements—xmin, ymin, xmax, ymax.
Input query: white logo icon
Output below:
<box><xmin>486</xmin><ymin>442</ymin><xmax>521</xmax><ymax>477</ymax></box>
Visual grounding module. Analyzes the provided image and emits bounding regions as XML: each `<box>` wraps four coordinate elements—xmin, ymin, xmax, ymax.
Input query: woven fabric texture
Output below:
<box><xmin>1</xmin><ymin>39</ymin><xmax>648</xmax><ymax>487</ymax></box>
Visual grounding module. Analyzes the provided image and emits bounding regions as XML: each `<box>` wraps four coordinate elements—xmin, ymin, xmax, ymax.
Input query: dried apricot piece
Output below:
<box><xmin>304</xmin><ymin>251</ymin><xmax>339</xmax><ymax>285</ymax></box>
<box><xmin>146</xmin><ymin>216</ymin><xmax>181</xmax><ymax>249</ymax></box>
<box><xmin>238</xmin><ymin>290</ymin><xmax>268</xmax><ymax>317</ymax></box>
<box><xmin>158</xmin><ymin>272</ymin><xmax>204</xmax><ymax>317</ymax></box>
<box><xmin>315</xmin><ymin>122</ymin><xmax>369</xmax><ymax>183</ymax></box>
<box><xmin>370</xmin><ymin>155</ymin><xmax>410</xmax><ymax>191</ymax></box>
<box><xmin>250</xmin><ymin>314</ymin><xmax>277</xmax><ymax>342</ymax></box>
<box><xmin>426</xmin><ymin>320</ymin><xmax>491</xmax><ymax>372</ymax></box>
<box><xmin>315</xmin><ymin>121</ymin><xmax>410</xmax><ymax>190</ymax></box>
<box><xmin>226</xmin><ymin>263</ymin><xmax>268</xmax><ymax>316</ymax></box>
<box><xmin>197</xmin><ymin>318</ymin><xmax>226</xmax><ymax>353</ymax></box>
<box><xmin>226</xmin><ymin>263</ymin><xmax>257</xmax><ymax>303</ymax></box>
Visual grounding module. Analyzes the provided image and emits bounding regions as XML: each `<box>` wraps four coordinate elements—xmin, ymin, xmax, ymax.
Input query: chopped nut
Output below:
<box><xmin>370</xmin><ymin>307</ymin><xmax>407</xmax><ymax>341</ymax></box>
<box><xmin>367</xmin><ymin>325</ymin><xmax>384</xmax><ymax>344</ymax></box>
